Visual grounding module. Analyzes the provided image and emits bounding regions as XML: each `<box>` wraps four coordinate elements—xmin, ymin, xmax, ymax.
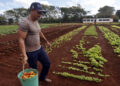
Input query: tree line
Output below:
<box><xmin>0</xmin><ymin>4</ymin><xmax>120</xmax><ymax>25</ymax></box>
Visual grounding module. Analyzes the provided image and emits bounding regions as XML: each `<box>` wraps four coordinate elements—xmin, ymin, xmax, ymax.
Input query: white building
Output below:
<box><xmin>83</xmin><ymin>18</ymin><xmax>113</xmax><ymax>23</ymax></box>
<box><xmin>118</xmin><ymin>19</ymin><xmax>120</xmax><ymax>22</ymax></box>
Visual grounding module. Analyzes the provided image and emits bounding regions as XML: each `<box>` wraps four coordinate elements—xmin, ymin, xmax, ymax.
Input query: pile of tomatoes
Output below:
<box><xmin>21</xmin><ymin>71</ymin><xmax>37</xmax><ymax>79</ymax></box>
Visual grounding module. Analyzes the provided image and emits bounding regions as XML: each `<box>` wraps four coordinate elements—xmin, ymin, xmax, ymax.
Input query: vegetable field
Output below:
<box><xmin>0</xmin><ymin>23</ymin><xmax>120</xmax><ymax>86</ymax></box>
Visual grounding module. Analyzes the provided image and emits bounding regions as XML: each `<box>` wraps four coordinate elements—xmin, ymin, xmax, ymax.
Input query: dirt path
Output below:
<box><xmin>96</xmin><ymin>25</ymin><xmax>120</xmax><ymax>86</ymax></box>
<box><xmin>0</xmin><ymin>25</ymin><xmax>82</xmax><ymax>86</ymax></box>
<box><xmin>41</xmin><ymin>25</ymin><xmax>90</xmax><ymax>86</ymax></box>
<box><xmin>0</xmin><ymin>24</ymin><xmax>120</xmax><ymax>86</ymax></box>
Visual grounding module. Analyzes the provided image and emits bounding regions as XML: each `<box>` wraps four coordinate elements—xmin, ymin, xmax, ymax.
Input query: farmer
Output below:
<box><xmin>17</xmin><ymin>2</ymin><xmax>51</xmax><ymax>83</ymax></box>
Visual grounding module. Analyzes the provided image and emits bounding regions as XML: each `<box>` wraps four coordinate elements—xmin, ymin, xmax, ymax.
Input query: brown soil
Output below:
<box><xmin>0</xmin><ymin>24</ymin><xmax>120</xmax><ymax>86</ymax></box>
<box><xmin>103</xmin><ymin>25</ymin><xmax>120</xmax><ymax>36</ymax></box>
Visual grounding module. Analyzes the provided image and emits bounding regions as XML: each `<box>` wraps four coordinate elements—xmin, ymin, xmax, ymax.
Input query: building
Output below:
<box><xmin>83</xmin><ymin>18</ymin><xmax>113</xmax><ymax>23</ymax></box>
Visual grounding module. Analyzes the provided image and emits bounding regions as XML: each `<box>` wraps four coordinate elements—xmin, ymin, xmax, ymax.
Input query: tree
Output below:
<box><xmin>3</xmin><ymin>4</ymin><xmax>88</xmax><ymax>23</ymax></box>
<box><xmin>61</xmin><ymin>4</ymin><xmax>87</xmax><ymax>22</ymax></box>
<box><xmin>97</xmin><ymin>6</ymin><xmax>115</xmax><ymax>18</ymax></box>
<box><xmin>116</xmin><ymin>10</ymin><xmax>120</xmax><ymax>18</ymax></box>
<box><xmin>113</xmin><ymin>15</ymin><xmax>119</xmax><ymax>22</ymax></box>
<box><xmin>8</xmin><ymin>18</ymin><xmax>14</xmax><ymax>24</ymax></box>
<box><xmin>4</xmin><ymin>8</ymin><xmax>29</xmax><ymax>23</ymax></box>
<box><xmin>0</xmin><ymin>15</ymin><xmax>6</xmax><ymax>25</ymax></box>
<box><xmin>70</xmin><ymin>4</ymin><xmax>87</xmax><ymax>22</ymax></box>
<box><xmin>40</xmin><ymin>4</ymin><xmax>61</xmax><ymax>23</ymax></box>
<box><xmin>60</xmin><ymin>7</ymin><xmax>70</xmax><ymax>22</ymax></box>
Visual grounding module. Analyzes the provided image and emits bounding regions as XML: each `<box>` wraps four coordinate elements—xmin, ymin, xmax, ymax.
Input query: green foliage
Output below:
<box><xmin>61</xmin><ymin>61</ymin><xmax>72</xmax><ymax>65</ymax></box>
<box><xmin>70</xmin><ymin>49</ymin><xmax>78</xmax><ymax>59</ymax></box>
<box><xmin>98</xmin><ymin>72</ymin><xmax>110</xmax><ymax>77</ymax></box>
<box><xmin>84</xmin><ymin>26</ymin><xmax>98</xmax><ymax>36</ymax></box>
<box><xmin>73</xmin><ymin>60</ymin><xmax>90</xmax><ymax>64</ymax></box>
<box><xmin>73</xmin><ymin>37</ymin><xmax>107</xmax><ymax>68</ymax></box>
<box><xmin>99</xmin><ymin>26</ymin><xmax>120</xmax><ymax>56</ymax></box>
<box><xmin>61</xmin><ymin>61</ymin><xmax>90</xmax><ymax>71</ymax></box>
<box><xmin>0</xmin><ymin>23</ymin><xmax>60</xmax><ymax>35</ymax></box>
<box><xmin>93</xmin><ymin>67</ymin><xmax>103</xmax><ymax>72</ymax></box>
<box><xmin>8</xmin><ymin>18</ymin><xmax>14</xmax><ymax>25</ymax></box>
<box><xmin>116</xmin><ymin>10</ymin><xmax>120</xmax><ymax>18</ymax></box>
<box><xmin>113</xmin><ymin>15</ymin><xmax>119</xmax><ymax>22</ymax></box>
<box><xmin>112</xmin><ymin>25</ymin><xmax>120</xmax><ymax>29</ymax></box>
<box><xmin>53</xmin><ymin>36</ymin><xmax>109</xmax><ymax>83</ymax></box>
<box><xmin>76</xmin><ymin>39</ymin><xmax>107</xmax><ymax>68</ymax></box>
<box><xmin>53</xmin><ymin>72</ymin><xmax>101</xmax><ymax>82</ymax></box>
<box><xmin>5</xmin><ymin>8</ymin><xmax>29</xmax><ymax>23</ymax></box>
<box><xmin>97</xmin><ymin>6</ymin><xmax>115</xmax><ymax>18</ymax></box>
<box><xmin>61</xmin><ymin>4</ymin><xmax>87</xmax><ymax>23</ymax></box>
<box><xmin>84</xmin><ymin>45</ymin><xmax>107</xmax><ymax>68</ymax></box>
<box><xmin>58</xmin><ymin>65</ymin><xmax>95</xmax><ymax>75</ymax></box>
<box><xmin>0</xmin><ymin>25</ymin><xmax>17</xmax><ymax>35</ymax></box>
<box><xmin>0</xmin><ymin>15</ymin><xmax>6</xmax><ymax>25</ymax></box>
<box><xmin>45</xmin><ymin>26</ymin><xmax>86</xmax><ymax>53</ymax></box>
<box><xmin>73</xmin><ymin>63</ymin><xmax>90</xmax><ymax>71</ymax></box>
<box><xmin>75</xmin><ymin>38</ymin><xmax>86</xmax><ymax>52</ymax></box>
<box><xmin>114</xmin><ymin>47</ymin><xmax>120</xmax><ymax>54</ymax></box>
<box><xmin>40</xmin><ymin>23</ymin><xmax>61</xmax><ymax>29</ymax></box>
<box><xmin>3</xmin><ymin>4</ymin><xmax>88</xmax><ymax>23</ymax></box>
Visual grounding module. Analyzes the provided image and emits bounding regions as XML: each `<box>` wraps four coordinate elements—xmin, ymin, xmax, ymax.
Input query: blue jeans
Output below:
<box><xmin>26</xmin><ymin>46</ymin><xmax>50</xmax><ymax>80</ymax></box>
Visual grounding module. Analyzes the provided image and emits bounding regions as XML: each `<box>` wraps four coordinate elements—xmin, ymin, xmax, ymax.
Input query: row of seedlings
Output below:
<box><xmin>53</xmin><ymin>25</ymin><xmax>109</xmax><ymax>82</ymax></box>
<box><xmin>98</xmin><ymin>26</ymin><xmax>120</xmax><ymax>57</ymax></box>
<box><xmin>110</xmin><ymin>25</ymin><xmax>120</xmax><ymax>33</ymax></box>
<box><xmin>45</xmin><ymin>25</ymin><xmax>87</xmax><ymax>53</ymax></box>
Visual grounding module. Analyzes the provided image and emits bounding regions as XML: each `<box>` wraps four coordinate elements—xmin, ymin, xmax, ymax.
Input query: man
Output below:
<box><xmin>18</xmin><ymin>2</ymin><xmax>51</xmax><ymax>83</ymax></box>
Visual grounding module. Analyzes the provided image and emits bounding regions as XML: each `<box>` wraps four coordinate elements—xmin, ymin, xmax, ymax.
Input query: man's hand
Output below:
<box><xmin>47</xmin><ymin>41</ymin><xmax>51</xmax><ymax>47</ymax></box>
<box><xmin>40</xmin><ymin>32</ymin><xmax>51</xmax><ymax>47</ymax></box>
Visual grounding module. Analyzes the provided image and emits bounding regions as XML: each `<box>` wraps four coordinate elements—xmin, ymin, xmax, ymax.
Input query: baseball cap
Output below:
<box><xmin>30</xmin><ymin>2</ymin><xmax>46</xmax><ymax>14</ymax></box>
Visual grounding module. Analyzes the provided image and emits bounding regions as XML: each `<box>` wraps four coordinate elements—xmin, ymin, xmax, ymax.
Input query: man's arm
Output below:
<box><xmin>18</xmin><ymin>30</ymin><xmax>28</xmax><ymax>64</ymax></box>
<box><xmin>40</xmin><ymin>31</ymin><xmax>50</xmax><ymax>46</ymax></box>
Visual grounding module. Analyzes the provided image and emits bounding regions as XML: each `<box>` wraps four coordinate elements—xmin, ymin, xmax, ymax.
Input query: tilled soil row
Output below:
<box><xmin>95</xmin><ymin>25</ymin><xmax>120</xmax><ymax>86</ymax></box>
<box><xmin>0</xmin><ymin>24</ymin><xmax>83</xmax><ymax>86</ymax></box>
<box><xmin>103</xmin><ymin>25</ymin><xmax>120</xmax><ymax>36</ymax></box>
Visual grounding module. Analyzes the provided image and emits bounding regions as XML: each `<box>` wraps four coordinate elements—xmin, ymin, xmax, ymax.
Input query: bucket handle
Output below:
<box><xmin>22</xmin><ymin>62</ymin><xmax>25</xmax><ymax>73</ymax></box>
<box><xmin>22</xmin><ymin>63</ymin><xmax>26</xmax><ymax>81</ymax></box>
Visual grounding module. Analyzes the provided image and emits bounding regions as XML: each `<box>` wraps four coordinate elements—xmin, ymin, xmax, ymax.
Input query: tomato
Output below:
<box><xmin>21</xmin><ymin>71</ymin><xmax>37</xmax><ymax>79</ymax></box>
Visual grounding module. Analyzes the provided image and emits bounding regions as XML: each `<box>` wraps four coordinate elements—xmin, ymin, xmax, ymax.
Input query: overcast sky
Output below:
<box><xmin>0</xmin><ymin>0</ymin><xmax>120</xmax><ymax>15</ymax></box>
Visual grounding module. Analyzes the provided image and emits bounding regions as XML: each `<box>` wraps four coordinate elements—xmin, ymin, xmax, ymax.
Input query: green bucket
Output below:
<box><xmin>18</xmin><ymin>68</ymin><xmax>39</xmax><ymax>86</ymax></box>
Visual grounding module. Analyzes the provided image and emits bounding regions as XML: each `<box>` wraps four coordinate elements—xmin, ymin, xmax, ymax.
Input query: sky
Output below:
<box><xmin>0</xmin><ymin>0</ymin><xmax>120</xmax><ymax>15</ymax></box>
